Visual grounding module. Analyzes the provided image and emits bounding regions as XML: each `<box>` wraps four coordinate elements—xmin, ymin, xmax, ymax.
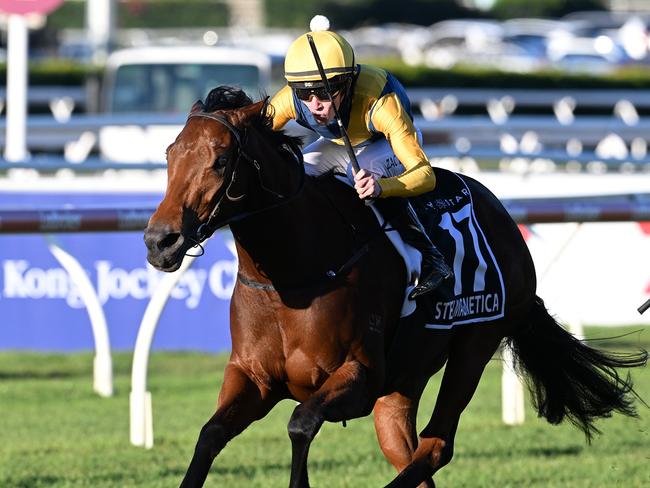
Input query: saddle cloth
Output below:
<box><xmin>413</xmin><ymin>169</ymin><xmax>506</xmax><ymax>329</ymax></box>
<box><xmin>337</xmin><ymin>169</ymin><xmax>506</xmax><ymax>327</ymax></box>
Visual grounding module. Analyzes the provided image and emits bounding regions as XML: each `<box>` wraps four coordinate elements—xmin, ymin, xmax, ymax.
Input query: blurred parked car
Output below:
<box><xmin>562</xmin><ymin>10</ymin><xmax>650</xmax><ymax>63</ymax></box>
<box><xmin>98</xmin><ymin>45</ymin><xmax>272</xmax><ymax>162</ymax></box>
<box><xmin>547</xmin><ymin>36</ymin><xmax>630</xmax><ymax>74</ymax></box>
<box><xmin>502</xmin><ymin>18</ymin><xmax>570</xmax><ymax>60</ymax></box>
<box><xmin>102</xmin><ymin>45</ymin><xmax>271</xmax><ymax>114</ymax></box>
<box><xmin>347</xmin><ymin>23</ymin><xmax>424</xmax><ymax>63</ymax></box>
<box><xmin>422</xmin><ymin>19</ymin><xmax>550</xmax><ymax>72</ymax></box>
<box><xmin>420</xmin><ymin>20</ymin><xmax>503</xmax><ymax>69</ymax></box>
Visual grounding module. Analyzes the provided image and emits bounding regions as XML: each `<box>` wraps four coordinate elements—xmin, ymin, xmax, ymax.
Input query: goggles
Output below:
<box><xmin>294</xmin><ymin>83</ymin><xmax>344</xmax><ymax>102</ymax></box>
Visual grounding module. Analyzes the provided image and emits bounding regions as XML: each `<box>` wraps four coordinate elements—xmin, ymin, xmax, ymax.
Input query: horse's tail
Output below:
<box><xmin>506</xmin><ymin>295</ymin><xmax>648</xmax><ymax>441</ymax></box>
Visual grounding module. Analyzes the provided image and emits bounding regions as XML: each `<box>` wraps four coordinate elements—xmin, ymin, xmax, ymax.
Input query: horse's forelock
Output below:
<box><xmin>200</xmin><ymin>85</ymin><xmax>303</xmax><ymax>157</ymax></box>
<box><xmin>204</xmin><ymin>86</ymin><xmax>254</xmax><ymax>111</ymax></box>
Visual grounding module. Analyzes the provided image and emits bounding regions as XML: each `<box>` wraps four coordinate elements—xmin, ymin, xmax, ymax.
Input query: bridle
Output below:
<box><xmin>184</xmin><ymin>111</ymin><xmax>305</xmax><ymax>251</ymax></box>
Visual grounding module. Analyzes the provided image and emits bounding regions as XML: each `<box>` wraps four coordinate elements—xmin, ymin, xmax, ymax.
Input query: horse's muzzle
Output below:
<box><xmin>144</xmin><ymin>223</ymin><xmax>186</xmax><ymax>272</ymax></box>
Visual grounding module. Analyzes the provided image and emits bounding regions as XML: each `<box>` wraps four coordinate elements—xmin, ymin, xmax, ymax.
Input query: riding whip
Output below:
<box><xmin>306</xmin><ymin>33</ymin><xmax>361</xmax><ymax>174</ymax></box>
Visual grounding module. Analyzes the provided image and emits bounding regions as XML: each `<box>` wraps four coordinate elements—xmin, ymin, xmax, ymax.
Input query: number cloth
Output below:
<box><xmin>413</xmin><ymin>168</ymin><xmax>506</xmax><ymax>328</ymax></box>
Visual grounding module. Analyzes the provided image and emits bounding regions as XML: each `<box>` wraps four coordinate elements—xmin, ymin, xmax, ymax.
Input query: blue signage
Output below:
<box><xmin>0</xmin><ymin>192</ymin><xmax>235</xmax><ymax>352</ymax></box>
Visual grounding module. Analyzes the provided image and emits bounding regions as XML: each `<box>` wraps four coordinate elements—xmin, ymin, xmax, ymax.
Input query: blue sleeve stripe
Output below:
<box><xmin>386</xmin><ymin>72</ymin><xmax>413</xmax><ymax>120</ymax></box>
<box><xmin>368</xmin><ymin>71</ymin><xmax>413</xmax><ymax>133</ymax></box>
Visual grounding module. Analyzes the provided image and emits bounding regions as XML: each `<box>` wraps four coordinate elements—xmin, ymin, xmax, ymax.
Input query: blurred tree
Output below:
<box><xmin>44</xmin><ymin>0</ymin><xmax>610</xmax><ymax>31</ymax></box>
<box><xmin>491</xmin><ymin>0</ymin><xmax>606</xmax><ymax>19</ymax></box>
<box><xmin>47</xmin><ymin>0</ymin><xmax>230</xmax><ymax>30</ymax></box>
<box><xmin>266</xmin><ymin>0</ymin><xmax>486</xmax><ymax>28</ymax></box>
<box><xmin>321</xmin><ymin>0</ymin><xmax>484</xmax><ymax>28</ymax></box>
<box><xmin>266</xmin><ymin>0</ymin><xmax>320</xmax><ymax>27</ymax></box>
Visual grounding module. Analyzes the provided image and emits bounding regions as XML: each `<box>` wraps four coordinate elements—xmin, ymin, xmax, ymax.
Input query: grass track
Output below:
<box><xmin>1</xmin><ymin>326</ymin><xmax>648</xmax><ymax>487</ymax></box>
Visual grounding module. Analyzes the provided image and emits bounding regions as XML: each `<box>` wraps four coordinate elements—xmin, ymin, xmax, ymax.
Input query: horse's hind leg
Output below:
<box><xmin>384</xmin><ymin>326</ymin><xmax>504</xmax><ymax>488</ymax></box>
<box><xmin>374</xmin><ymin>390</ymin><xmax>435</xmax><ymax>488</ymax></box>
<box><xmin>180</xmin><ymin>362</ymin><xmax>280</xmax><ymax>488</ymax></box>
<box><xmin>375</xmin><ymin>327</ymin><xmax>451</xmax><ymax>488</ymax></box>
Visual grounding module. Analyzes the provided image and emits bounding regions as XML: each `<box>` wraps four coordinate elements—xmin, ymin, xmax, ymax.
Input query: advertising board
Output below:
<box><xmin>0</xmin><ymin>192</ymin><xmax>235</xmax><ymax>352</ymax></box>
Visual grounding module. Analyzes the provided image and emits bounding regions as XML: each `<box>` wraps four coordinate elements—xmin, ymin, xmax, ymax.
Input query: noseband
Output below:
<box><xmin>185</xmin><ymin>111</ymin><xmax>304</xmax><ymax>249</ymax></box>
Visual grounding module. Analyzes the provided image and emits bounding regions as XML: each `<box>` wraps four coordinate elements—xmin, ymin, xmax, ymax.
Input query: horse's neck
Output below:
<box><xmin>230</xmin><ymin>177</ymin><xmax>363</xmax><ymax>286</ymax></box>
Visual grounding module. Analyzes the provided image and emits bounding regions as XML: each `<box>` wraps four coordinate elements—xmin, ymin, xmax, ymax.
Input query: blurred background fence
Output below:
<box><xmin>1</xmin><ymin>0</ymin><xmax>649</xmax><ymax>352</ymax></box>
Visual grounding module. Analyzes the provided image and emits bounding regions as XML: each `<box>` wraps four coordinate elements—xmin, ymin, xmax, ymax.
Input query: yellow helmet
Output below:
<box><xmin>284</xmin><ymin>30</ymin><xmax>356</xmax><ymax>87</ymax></box>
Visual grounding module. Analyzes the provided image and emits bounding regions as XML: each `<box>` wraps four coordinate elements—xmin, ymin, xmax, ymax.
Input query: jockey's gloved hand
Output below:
<box><xmin>354</xmin><ymin>169</ymin><xmax>382</xmax><ymax>199</ymax></box>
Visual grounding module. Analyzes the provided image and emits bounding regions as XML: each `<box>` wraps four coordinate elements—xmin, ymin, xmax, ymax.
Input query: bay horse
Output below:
<box><xmin>144</xmin><ymin>86</ymin><xmax>647</xmax><ymax>488</ymax></box>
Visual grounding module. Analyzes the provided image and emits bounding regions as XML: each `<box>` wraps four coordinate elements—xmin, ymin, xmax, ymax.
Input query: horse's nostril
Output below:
<box><xmin>158</xmin><ymin>232</ymin><xmax>182</xmax><ymax>251</ymax></box>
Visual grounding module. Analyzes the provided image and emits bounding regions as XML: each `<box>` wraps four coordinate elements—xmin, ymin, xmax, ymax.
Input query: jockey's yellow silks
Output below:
<box><xmin>269</xmin><ymin>64</ymin><xmax>436</xmax><ymax>198</ymax></box>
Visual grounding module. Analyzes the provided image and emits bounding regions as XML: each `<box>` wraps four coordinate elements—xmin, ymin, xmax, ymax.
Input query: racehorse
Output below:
<box><xmin>144</xmin><ymin>86</ymin><xmax>647</xmax><ymax>488</ymax></box>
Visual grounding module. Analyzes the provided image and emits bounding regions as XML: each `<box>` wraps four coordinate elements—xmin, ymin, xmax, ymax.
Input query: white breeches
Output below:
<box><xmin>302</xmin><ymin>135</ymin><xmax>423</xmax><ymax>318</ymax></box>
<box><xmin>302</xmin><ymin>137</ymin><xmax>406</xmax><ymax>182</ymax></box>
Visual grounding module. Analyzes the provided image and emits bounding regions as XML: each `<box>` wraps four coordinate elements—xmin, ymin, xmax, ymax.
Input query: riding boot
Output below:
<box><xmin>374</xmin><ymin>198</ymin><xmax>453</xmax><ymax>300</ymax></box>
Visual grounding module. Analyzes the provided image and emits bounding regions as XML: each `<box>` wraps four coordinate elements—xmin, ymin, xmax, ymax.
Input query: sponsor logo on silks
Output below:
<box><xmin>384</xmin><ymin>155</ymin><xmax>401</xmax><ymax>172</ymax></box>
<box><xmin>425</xmin><ymin>188</ymin><xmax>471</xmax><ymax>213</ymax></box>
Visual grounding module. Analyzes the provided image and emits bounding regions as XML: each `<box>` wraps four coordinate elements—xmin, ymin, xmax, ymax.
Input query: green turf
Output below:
<box><xmin>0</xmin><ymin>326</ymin><xmax>648</xmax><ymax>487</ymax></box>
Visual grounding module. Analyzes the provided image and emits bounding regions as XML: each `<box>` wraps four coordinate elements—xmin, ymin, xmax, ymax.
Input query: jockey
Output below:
<box><xmin>268</xmin><ymin>23</ymin><xmax>453</xmax><ymax>299</ymax></box>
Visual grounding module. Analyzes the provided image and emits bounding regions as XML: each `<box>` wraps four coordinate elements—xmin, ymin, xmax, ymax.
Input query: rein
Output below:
<box><xmin>236</xmin><ymin>242</ymin><xmax>370</xmax><ymax>292</ymax></box>
<box><xmin>184</xmin><ymin>112</ymin><xmax>382</xmax><ymax>291</ymax></box>
<box><xmin>186</xmin><ymin>112</ymin><xmax>305</xmax><ymax>247</ymax></box>
<box><xmin>236</xmin><ymin>179</ymin><xmax>394</xmax><ymax>293</ymax></box>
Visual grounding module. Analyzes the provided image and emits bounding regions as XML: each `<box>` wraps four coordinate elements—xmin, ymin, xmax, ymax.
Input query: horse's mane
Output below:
<box><xmin>203</xmin><ymin>87</ymin><xmax>372</xmax><ymax>225</ymax></box>
<box><xmin>204</xmin><ymin>86</ymin><xmax>303</xmax><ymax>157</ymax></box>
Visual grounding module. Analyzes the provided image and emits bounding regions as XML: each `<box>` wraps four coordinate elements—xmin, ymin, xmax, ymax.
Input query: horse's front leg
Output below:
<box><xmin>288</xmin><ymin>360</ymin><xmax>377</xmax><ymax>488</ymax></box>
<box><xmin>180</xmin><ymin>362</ymin><xmax>280</xmax><ymax>488</ymax></box>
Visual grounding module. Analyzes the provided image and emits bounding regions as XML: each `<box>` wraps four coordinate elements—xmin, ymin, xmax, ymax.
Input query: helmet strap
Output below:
<box><xmin>343</xmin><ymin>66</ymin><xmax>358</xmax><ymax>101</ymax></box>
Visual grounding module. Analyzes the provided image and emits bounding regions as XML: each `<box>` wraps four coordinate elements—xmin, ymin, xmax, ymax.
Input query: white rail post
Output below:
<box><xmin>47</xmin><ymin>236</ymin><xmax>113</xmax><ymax>397</ymax></box>
<box><xmin>4</xmin><ymin>14</ymin><xmax>29</xmax><ymax>162</ymax></box>
<box><xmin>86</xmin><ymin>0</ymin><xmax>116</xmax><ymax>64</ymax></box>
<box><xmin>130</xmin><ymin>253</ymin><xmax>200</xmax><ymax>449</ymax></box>
<box><xmin>501</xmin><ymin>344</ymin><xmax>525</xmax><ymax>425</ymax></box>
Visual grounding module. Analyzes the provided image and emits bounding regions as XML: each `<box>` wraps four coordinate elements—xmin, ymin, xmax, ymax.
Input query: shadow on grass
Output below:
<box><xmin>526</xmin><ymin>445</ymin><xmax>583</xmax><ymax>457</ymax></box>
<box><xmin>463</xmin><ymin>444</ymin><xmax>583</xmax><ymax>460</ymax></box>
<box><xmin>211</xmin><ymin>461</ymin><xmax>291</xmax><ymax>477</ymax></box>
<box><xmin>163</xmin><ymin>455</ymin><xmax>351</xmax><ymax>479</ymax></box>
<box><xmin>5</xmin><ymin>475</ymin><xmax>62</xmax><ymax>488</ymax></box>
<box><xmin>0</xmin><ymin>370</ymin><xmax>78</xmax><ymax>380</ymax></box>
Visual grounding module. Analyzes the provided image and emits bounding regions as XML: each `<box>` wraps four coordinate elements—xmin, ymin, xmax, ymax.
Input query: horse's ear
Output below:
<box><xmin>190</xmin><ymin>100</ymin><xmax>205</xmax><ymax>114</ymax></box>
<box><xmin>231</xmin><ymin>100</ymin><xmax>266</xmax><ymax>127</ymax></box>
